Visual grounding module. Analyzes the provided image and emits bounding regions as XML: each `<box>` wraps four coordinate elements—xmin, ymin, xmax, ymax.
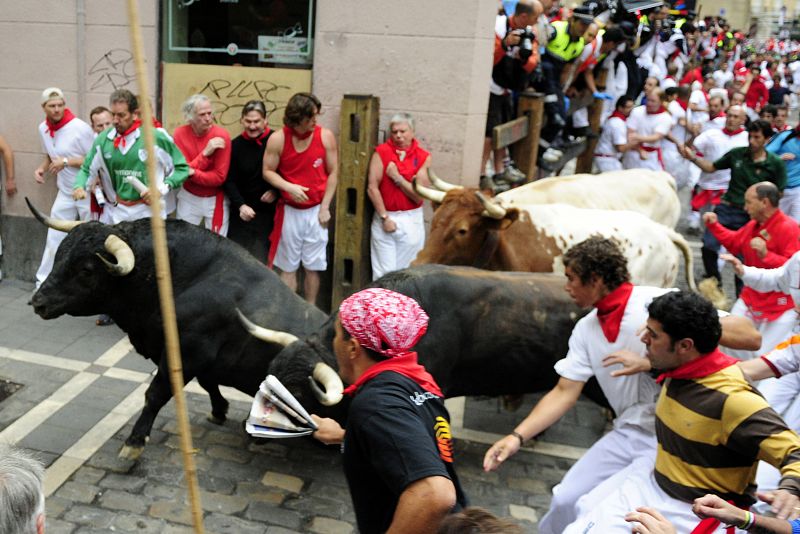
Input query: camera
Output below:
<box><xmin>517</xmin><ymin>26</ymin><xmax>536</xmax><ymax>61</ymax></box>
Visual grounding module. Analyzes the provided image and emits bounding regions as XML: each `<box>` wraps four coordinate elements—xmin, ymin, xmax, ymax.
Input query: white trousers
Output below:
<box><xmin>595</xmin><ymin>156</ymin><xmax>623</xmax><ymax>173</ymax></box>
<box><xmin>274</xmin><ymin>204</ymin><xmax>328</xmax><ymax>272</ymax></box>
<box><xmin>622</xmin><ymin>150</ymin><xmax>663</xmax><ymax>172</ymax></box>
<box><xmin>370</xmin><ymin>207</ymin><xmax>425</xmax><ymax>281</ymax></box>
<box><xmin>727</xmin><ymin>299</ymin><xmax>797</xmax><ymax>361</ymax></box>
<box><xmin>36</xmin><ymin>191</ymin><xmax>90</xmax><ymax>288</ymax></box>
<box><xmin>176</xmin><ymin>188</ymin><xmax>229</xmax><ymax>236</ymax></box>
<box><xmin>538</xmin><ymin>424</ymin><xmax>656</xmax><ymax>534</ymax></box>
<box><xmin>779</xmin><ymin>186</ymin><xmax>800</xmax><ymax>221</ymax></box>
<box><xmin>565</xmin><ymin>458</ymin><xmax>746</xmax><ymax>533</ymax></box>
<box><xmin>756</xmin><ymin>365</ymin><xmax>800</xmax><ymax>495</ymax></box>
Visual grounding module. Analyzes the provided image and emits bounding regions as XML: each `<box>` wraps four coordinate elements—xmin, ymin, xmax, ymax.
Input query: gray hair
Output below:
<box><xmin>181</xmin><ymin>94</ymin><xmax>211</xmax><ymax>122</ymax></box>
<box><xmin>0</xmin><ymin>445</ymin><xmax>45</xmax><ymax>534</ymax></box>
<box><xmin>389</xmin><ymin>113</ymin><xmax>415</xmax><ymax>131</ymax></box>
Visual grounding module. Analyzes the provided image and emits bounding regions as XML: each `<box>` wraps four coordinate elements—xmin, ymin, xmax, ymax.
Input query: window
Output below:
<box><xmin>161</xmin><ymin>0</ymin><xmax>315</xmax><ymax>68</ymax></box>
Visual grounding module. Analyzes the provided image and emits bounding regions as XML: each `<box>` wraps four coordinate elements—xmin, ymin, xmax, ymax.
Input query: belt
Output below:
<box><xmin>116</xmin><ymin>198</ymin><xmax>145</xmax><ymax>207</ymax></box>
<box><xmin>719</xmin><ymin>199</ymin><xmax>744</xmax><ymax>209</ymax></box>
<box><xmin>594</xmin><ymin>153</ymin><xmax>618</xmax><ymax>158</ymax></box>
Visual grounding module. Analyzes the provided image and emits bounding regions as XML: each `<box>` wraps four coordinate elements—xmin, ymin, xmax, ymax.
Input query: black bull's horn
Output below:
<box><xmin>236</xmin><ymin>310</ymin><xmax>344</xmax><ymax>406</ymax></box>
<box><xmin>475</xmin><ymin>191</ymin><xmax>507</xmax><ymax>219</ymax></box>
<box><xmin>26</xmin><ymin>196</ymin><xmax>84</xmax><ymax>233</ymax></box>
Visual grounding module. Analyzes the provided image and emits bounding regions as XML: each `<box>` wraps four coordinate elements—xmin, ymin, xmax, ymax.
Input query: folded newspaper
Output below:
<box><xmin>245</xmin><ymin>375</ymin><xmax>319</xmax><ymax>439</ymax></box>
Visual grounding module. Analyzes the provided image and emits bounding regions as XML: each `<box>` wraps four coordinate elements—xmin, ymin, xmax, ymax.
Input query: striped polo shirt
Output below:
<box><xmin>655</xmin><ymin>364</ymin><xmax>800</xmax><ymax>506</ymax></box>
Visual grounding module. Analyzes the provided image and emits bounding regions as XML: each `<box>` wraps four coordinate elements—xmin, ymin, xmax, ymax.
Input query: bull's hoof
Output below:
<box><xmin>119</xmin><ymin>437</ymin><xmax>147</xmax><ymax>461</ymax></box>
<box><xmin>207</xmin><ymin>412</ymin><xmax>227</xmax><ymax>425</ymax></box>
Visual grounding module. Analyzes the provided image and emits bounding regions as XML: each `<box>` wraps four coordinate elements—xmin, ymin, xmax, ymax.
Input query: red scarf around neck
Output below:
<box><xmin>656</xmin><ymin>348</ymin><xmax>738</xmax><ymax>384</ymax></box>
<box><xmin>676</xmin><ymin>99</ymin><xmax>689</xmax><ymax>111</ymax></box>
<box><xmin>647</xmin><ymin>106</ymin><xmax>668</xmax><ymax>115</ymax></box>
<box><xmin>289</xmin><ymin>126</ymin><xmax>313</xmax><ymax>140</ymax></box>
<box><xmin>244</xmin><ymin>128</ymin><xmax>271</xmax><ymax>146</ymax></box>
<box><xmin>722</xmin><ymin>127</ymin><xmax>745</xmax><ymax>136</ymax></box>
<box><xmin>113</xmin><ymin>119</ymin><xmax>142</xmax><ymax>149</ymax></box>
<box><xmin>388</xmin><ymin>138</ymin><xmax>420</xmax><ymax>163</ymax></box>
<box><xmin>595</xmin><ymin>282</ymin><xmax>634</xmax><ymax>343</ymax></box>
<box><xmin>46</xmin><ymin>108</ymin><xmax>76</xmax><ymax>137</ymax></box>
<box><xmin>343</xmin><ymin>352</ymin><xmax>444</xmax><ymax>398</ymax></box>
<box><xmin>609</xmin><ymin>111</ymin><xmax>628</xmax><ymax>121</ymax></box>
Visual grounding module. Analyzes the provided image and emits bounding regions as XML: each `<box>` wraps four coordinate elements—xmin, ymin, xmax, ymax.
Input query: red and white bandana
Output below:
<box><xmin>339</xmin><ymin>288</ymin><xmax>429</xmax><ymax>358</ymax></box>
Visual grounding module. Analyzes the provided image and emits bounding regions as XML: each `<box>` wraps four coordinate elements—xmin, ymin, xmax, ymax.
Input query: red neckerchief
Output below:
<box><xmin>152</xmin><ymin>118</ymin><xmax>162</xmax><ymax>128</ymax></box>
<box><xmin>595</xmin><ymin>282</ymin><xmax>634</xmax><ymax>343</ymax></box>
<box><xmin>45</xmin><ymin>108</ymin><xmax>76</xmax><ymax>137</ymax></box>
<box><xmin>610</xmin><ymin>111</ymin><xmax>628</xmax><ymax>121</ymax></box>
<box><xmin>244</xmin><ymin>128</ymin><xmax>271</xmax><ymax>146</ymax></box>
<box><xmin>676</xmin><ymin>99</ymin><xmax>689</xmax><ymax>111</ymax></box>
<box><xmin>701</xmin><ymin>90</ymin><xmax>710</xmax><ymax>105</ymax></box>
<box><xmin>722</xmin><ymin>127</ymin><xmax>745</xmax><ymax>136</ymax></box>
<box><xmin>113</xmin><ymin>119</ymin><xmax>142</xmax><ymax>149</ymax></box>
<box><xmin>388</xmin><ymin>138</ymin><xmax>420</xmax><ymax>163</ymax></box>
<box><xmin>290</xmin><ymin>126</ymin><xmax>313</xmax><ymax>140</ymax></box>
<box><xmin>656</xmin><ymin>348</ymin><xmax>738</xmax><ymax>384</ymax></box>
<box><xmin>711</xmin><ymin>111</ymin><xmax>725</xmax><ymax>120</ymax></box>
<box><xmin>647</xmin><ymin>106</ymin><xmax>668</xmax><ymax>115</ymax></box>
<box><xmin>343</xmin><ymin>352</ymin><xmax>444</xmax><ymax>397</ymax></box>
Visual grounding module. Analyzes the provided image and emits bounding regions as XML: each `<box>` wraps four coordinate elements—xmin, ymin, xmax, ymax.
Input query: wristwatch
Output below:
<box><xmin>62</xmin><ymin>157</ymin><xmax>69</xmax><ymax>168</ymax></box>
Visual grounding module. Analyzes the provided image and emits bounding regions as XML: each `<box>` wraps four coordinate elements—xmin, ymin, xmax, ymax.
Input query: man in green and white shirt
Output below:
<box><xmin>73</xmin><ymin>89</ymin><xmax>188</xmax><ymax>223</ymax></box>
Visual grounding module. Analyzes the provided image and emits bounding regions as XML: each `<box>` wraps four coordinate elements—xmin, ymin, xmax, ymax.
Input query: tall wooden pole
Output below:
<box><xmin>125</xmin><ymin>1</ymin><xmax>205</xmax><ymax>531</ymax></box>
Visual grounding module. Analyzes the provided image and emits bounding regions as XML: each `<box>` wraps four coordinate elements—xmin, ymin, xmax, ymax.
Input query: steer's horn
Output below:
<box><xmin>413</xmin><ymin>179</ymin><xmax>446</xmax><ymax>203</ymax></box>
<box><xmin>428</xmin><ymin>170</ymin><xmax>462</xmax><ymax>192</ymax></box>
<box><xmin>236</xmin><ymin>309</ymin><xmax>299</xmax><ymax>346</ymax></box>
<box><xmin>475</xmin><ymin>191</ymin><xmax>507</xmax><ymax>219</ymax></box>
<box><xmin>308</xmin><ymin>362</ymin><xmax>344</xmax><ymax>406</ymax></box>
<box><xmin>25</xmin><ymin>197</ymin><xmax>85</xmax><ymax>233</ymax></box>
<box><xmin>96</xmin><ymin>235</ymin><xmax>135</xmax><ymax>276</ymax></box>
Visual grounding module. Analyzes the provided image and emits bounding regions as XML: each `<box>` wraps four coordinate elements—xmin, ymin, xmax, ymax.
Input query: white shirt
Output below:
<box><xmin>37</xmin><ymin>117</ymin><xmax>94</xmax><ymax>196</ymax></box>
<box><xmin>554</xmin><ymin>286</ymin><xmax>669</xmax><ymax>431</ymax></box>
<box><xmin>667</xmin><ymin>100</ymin><xmax>688</xmax><ymax>146</ymax></box>
<box><xmin>713</xmin><ymin>69</ymin><xmax>733</xmax><ymax>89</ymax></box>
<box><xmin>595</xmin><ymin>116</ymin><xmax>627</xmax><ymax>158</ymax></box>
<box><xmin>692</xmin><ymin>127</ymin><xmax>749</xmax><ymax>190</ymax></box>
<box><xmin>689</xmin><ymin>89</ymin><xmax>710</xmax><ymax>125</ymax></box>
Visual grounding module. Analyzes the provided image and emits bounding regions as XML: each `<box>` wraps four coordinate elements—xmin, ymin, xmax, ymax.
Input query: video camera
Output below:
<box><xmin>515</xmin><ymin>25</ymin><xmax>536</xmax><ymax>61</ymax></box>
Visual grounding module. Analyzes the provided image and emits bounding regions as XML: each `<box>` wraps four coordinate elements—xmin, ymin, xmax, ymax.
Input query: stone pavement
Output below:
<box><xmin>0</xmin><ymin>279</ymin><xmax>608</xmax><ymax>533</ymax></box>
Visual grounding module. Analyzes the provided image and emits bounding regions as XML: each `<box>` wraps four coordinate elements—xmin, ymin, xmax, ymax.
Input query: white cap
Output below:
<box><xmin>41</xmin><ymin>87</ymin><xmax>65</xmax><ymax>105</ymax></box>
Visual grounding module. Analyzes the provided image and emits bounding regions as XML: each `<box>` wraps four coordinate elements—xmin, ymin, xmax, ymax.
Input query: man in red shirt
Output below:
<box><xmin>742</xmin><ymin>63</ymin><xmax>770</xmax><ymax>121</ymax></box>
<box><xmin>703</xmin><ymin>181</ymin><xmax>800</xmax><ymax>360</ymax></box>
<box><xmin>263</xmin><ymin>92</ymin><xmax>338</xmax><ymax>305</ymax></box>
<box><xmin>173</xmin><ymin>94</ymin><xmax>232</xmax><ymax>235</ymax></box>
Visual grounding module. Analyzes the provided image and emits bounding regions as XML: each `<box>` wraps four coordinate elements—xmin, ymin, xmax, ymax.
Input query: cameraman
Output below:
<box><xmin>482</xmin><ymin>0</ymin><xmax>542</xmax><ymax>188</ymax></box>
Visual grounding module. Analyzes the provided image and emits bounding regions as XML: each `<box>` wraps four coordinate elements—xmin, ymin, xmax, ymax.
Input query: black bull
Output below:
<box><xmin>267</xmin><ymin>265</ymin><xmax>609</xmax><ymax>419</ymax></box>
<box><xmin>29</xmin><ymin>215</ymin><xmax>328</xmax><ymax>460</ymax></box>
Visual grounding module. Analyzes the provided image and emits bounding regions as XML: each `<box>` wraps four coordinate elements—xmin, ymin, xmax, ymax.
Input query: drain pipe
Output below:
<box><xmin>76</xmin><ymin>0</ymin><xmax>87</xmax><ymax>117</ymax></box>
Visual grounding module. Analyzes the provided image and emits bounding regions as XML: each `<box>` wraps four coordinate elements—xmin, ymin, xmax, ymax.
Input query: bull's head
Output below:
<box><xmin>238</xmin><ymin>311</ymin><xmax>348</xmax><ymax>419</ymax></box>
<box><xmin>412</xmin><ymin>184</ymin><xmax>520</xmax><ymax>267</ymax></box>
<box><xmin>27</xmin><ymin>199</ymin><xmax>135</xmax><ymax>319</ymax></box>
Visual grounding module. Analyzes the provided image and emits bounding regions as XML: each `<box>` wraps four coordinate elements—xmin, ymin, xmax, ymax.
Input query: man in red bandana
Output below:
<box><xmin>622</xmin><ymin>89</ymin><xmax>673</xmax><ymax>172</ymax></box>
<box><xmin>311</xmin><ymin>288</ymin><xmax>466</xmax><ymax>534</ymax></box>
<box><xmin>565</xmin><ymin>290</ymin><xmax>800</xmax><ymax>533</ymax></box>
<box><xmin>264</xmin><ymin>92</ymin><xmax>337</xmax><ymax>305</ymax></box>
<box><xmin>483</xmin><ymin>236</ymin><xmax>760</xmax><ymax>534</ymax></box>
<box><xmin>173</xmin><ymin>94</ymin><xmax>232</xmax><ymax>235</ymax></box>
<box><xmin>33</xmin><ymin>87</ymin><xmax>94</xmax><ymax>290</ymax></box>
<box><xmin>366</xmin><ymin>113</ymin><xmax>432</xmax><ymax>280</ymax></box>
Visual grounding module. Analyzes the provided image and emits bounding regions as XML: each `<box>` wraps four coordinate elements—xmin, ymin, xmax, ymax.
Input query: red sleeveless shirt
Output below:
<box><xmin>277</xmin><ymin>125</ymin><xmax>328</xmax><ymax>208</ymax></box>
<box><xmin>375</xmin><ymin>139</ymin><xmax>430</xmax><ymax>212</ymax></box>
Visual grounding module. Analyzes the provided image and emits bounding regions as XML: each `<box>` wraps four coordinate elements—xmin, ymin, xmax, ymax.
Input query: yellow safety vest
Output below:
<box><xmin>675</xmin><ymin>18</ymin><xmax>686</xmax><ymax>29</ymax></box>
<box><xmin>546</xmin><ymin>20</ymin><xmax>585</xmax><ymax>62</ymax></box>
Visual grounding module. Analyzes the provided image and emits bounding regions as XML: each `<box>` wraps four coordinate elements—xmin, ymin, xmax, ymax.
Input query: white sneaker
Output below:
<box><xmin>542</xmin><ymin>148</ymin><xmax>562</xmax><ymax>163</ymax></box>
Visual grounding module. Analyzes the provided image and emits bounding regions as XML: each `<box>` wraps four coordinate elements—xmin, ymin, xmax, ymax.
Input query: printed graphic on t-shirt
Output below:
<box><xmin>434</xmin><ymin>416</ymin><xmax>454</xmax><ymax>463</ymax></box>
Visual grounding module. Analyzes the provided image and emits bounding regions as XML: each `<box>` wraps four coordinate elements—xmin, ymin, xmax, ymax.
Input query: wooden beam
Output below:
<box><xmin>575</xmin><ymin>70</ymin><xmax>608</xmax><ymax>174</ymax></box>
<box><xmin>513</xmin><ymin>91</ymin><xmax>544</xmax><ymax>181</ymax></box>
<box><xmin>491</xmin><ymin>116</ymin><xmax>529</xmax><ymax>150</ymax></box>
<box><xmin>331</xmin><ymin>95</ymin><xmax>380</xmax><ymax>309</ymax></box>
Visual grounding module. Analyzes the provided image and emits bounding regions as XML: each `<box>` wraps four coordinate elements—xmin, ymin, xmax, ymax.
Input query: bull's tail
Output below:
<box><xmin>667</xmin><ymin>229</ymin><xmax>697</xmax><ymax>292</ymax></box>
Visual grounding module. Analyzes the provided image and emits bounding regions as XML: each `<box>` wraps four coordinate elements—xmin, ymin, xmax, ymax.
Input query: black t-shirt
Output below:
<box><xmin>343</xmin><ymin>372</ymin><xmax>467</xmax><ymax>534</ymax></box>
<box><xmin>223</xmin><ymin>132</ymin><xmax>276</xmax><ymax>213</ymax></box>
<box><xmin>769</xmin><ymin>86</ymin><xmax>791</xmax><ymax>105</ymax></box>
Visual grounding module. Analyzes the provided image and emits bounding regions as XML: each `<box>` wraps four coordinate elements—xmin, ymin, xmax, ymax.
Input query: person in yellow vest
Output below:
<box><xmin>537</xmin><ymin>5</ymin><xmax>594</xmax><ymax>162</ymax></box>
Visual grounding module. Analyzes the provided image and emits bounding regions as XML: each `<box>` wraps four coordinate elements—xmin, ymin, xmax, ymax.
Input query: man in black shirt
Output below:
<box><xmin>312</xmin><ymin>288</ymin><xmax>466</xmax><ymax>533</ymax></box>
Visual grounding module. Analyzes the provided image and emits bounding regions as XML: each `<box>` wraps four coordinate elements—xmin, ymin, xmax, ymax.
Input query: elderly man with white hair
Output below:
<box><xmin>366</xmin><ymin>113</ymin><xmax>432</xmax><ymax>280</ymax></box>
<box><xmin>0</xmin><ymin>445</ymin><xmax>45</xmax><ymax>534</ymax></box>
<box><xmin>173</xmin><ymin>94</ymin><xmax>232</xmax><ymax>235</ymax></box>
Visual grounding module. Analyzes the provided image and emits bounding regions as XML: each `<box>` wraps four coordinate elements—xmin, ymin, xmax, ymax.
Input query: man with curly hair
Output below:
<box><xmin>483</xmin><ymin>236</ymin><xmax>760</xmax><ymax>534</ymax></box>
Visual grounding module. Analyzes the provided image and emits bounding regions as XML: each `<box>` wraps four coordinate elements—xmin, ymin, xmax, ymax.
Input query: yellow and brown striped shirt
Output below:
<box><xmin>655</xmin><ymin>364</ymin><xmax>800</xmax><ymax>506</ymax></box>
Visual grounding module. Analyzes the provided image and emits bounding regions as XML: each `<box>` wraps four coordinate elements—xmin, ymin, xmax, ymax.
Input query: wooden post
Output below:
<box><xmin>575</xmin><ymin>70</ymin><xmax>608</xmax><ymax>174</ymax></box>
<box><xmin>126</xmin><ymin>1</ymin><xmax>204</xmax><ymax>532</ymax></box>
<box><xmin>513</xmin><ymin>91</ymin><xmax>544</xmax><ymax>181</ymax></box>
<box><xmin>332</xmin><ymin>95</ymin><xmax>380</xmax><ymax>309</ymax></box>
